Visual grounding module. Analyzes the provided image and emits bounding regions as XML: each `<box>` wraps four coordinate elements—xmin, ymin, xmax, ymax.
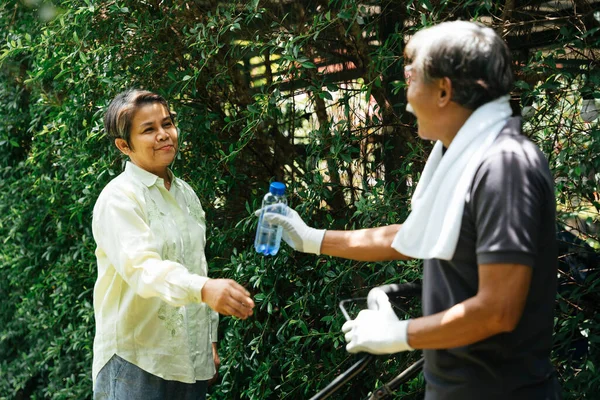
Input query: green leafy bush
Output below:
<box><xmin>1</xmin><ymin>1</ymin><xmax>598</xmax><ymax>399</ymax></box>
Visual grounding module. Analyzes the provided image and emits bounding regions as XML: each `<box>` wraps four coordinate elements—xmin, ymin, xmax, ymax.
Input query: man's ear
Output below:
<box><xmin>438</xmin><ymin>77</ymin><xmax>452</xmax><ymax>107</ymax></box>
<box><xmin>115</xmin><ymin>138</ymin><xmax>130</xmax><ymax>155</ymax></box>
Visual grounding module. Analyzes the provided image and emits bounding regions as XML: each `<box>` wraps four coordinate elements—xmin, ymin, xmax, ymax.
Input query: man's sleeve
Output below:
<box><xmin>470</xmin><ymin>150</ymin><xmax>548</xmax><ymax>267</ymax></box>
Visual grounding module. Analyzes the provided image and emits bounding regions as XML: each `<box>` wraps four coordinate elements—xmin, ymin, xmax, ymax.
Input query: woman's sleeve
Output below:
<box><xmin>184</xmin><ymin>183</ymin><xmax>220</xmax><ymax>341</ymax></box>
<box><xmin>211</xmin><ymin>311</ymin><xmax>219</xmax><ymax>342</ymax></box>
<box><xmin>92</xmin><ymin>187</ymin><xmax>209</xmax><ymax>307</ymax></box>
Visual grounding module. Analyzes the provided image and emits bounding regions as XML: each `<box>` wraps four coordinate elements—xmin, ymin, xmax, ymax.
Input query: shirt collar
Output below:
<box><xmin>125</xmin><ymin>161</ymin><xmax>178</xmax><ymax>188</ymax></box>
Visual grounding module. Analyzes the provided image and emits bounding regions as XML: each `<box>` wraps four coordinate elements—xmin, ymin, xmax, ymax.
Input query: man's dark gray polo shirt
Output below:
<box><xmin>422</xmin><ymin>117</ymin><xmax>559</xmax><ymax>400</ymax></box>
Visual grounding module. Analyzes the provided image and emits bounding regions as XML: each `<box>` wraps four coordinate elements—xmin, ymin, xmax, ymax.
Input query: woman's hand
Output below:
<box><xmin>208</xmin><ymin>342</ymin><xmax>220</xmax><ymax>386</ymax></box>
<box><xmin>201</xmin><ymin>279</ymin><xmax>255</xmax><ymax>319</ymax></box>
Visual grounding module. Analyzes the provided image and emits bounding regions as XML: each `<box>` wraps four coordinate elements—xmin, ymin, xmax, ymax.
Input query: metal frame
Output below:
<box><xmin>309</xmin><ymin>283</ymin><xmax>424</xmax><ymax>400</ymax></box>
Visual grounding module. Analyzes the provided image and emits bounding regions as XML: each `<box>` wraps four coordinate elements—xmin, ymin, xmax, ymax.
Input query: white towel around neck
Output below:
<box><xmin>391</xmin><ymin>95</ymin><xmax>513</xmax><ymax>260</ymax></box>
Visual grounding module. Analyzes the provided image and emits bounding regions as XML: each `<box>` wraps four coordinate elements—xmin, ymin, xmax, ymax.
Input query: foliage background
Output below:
<box><xmin>1</xmin><ymin>0</ymin><xmax>599</xmax><ymax>399</ymax></box>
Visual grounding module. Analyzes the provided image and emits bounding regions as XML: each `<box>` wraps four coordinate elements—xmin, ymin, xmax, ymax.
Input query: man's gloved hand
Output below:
<box><xmin>341</xmin><ymin>287</ymin><xmax>413</xmax><ymax>354</ymax></box>
<box><xmin>255</xmin><ymin>206</ymin><xmax>326</xmax><ymax>255</ymax></box>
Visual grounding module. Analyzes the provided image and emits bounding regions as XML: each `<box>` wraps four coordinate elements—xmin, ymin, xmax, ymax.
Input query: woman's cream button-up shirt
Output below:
<box><xmin>92</xmin><ymin>162</ymin><xmax>218</xmax><ymax>384</ymax></box>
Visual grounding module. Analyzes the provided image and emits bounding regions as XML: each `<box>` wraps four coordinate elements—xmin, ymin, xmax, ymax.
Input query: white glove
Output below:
<box><xmin>341</xmin><ymin>288</ymin><xmax>413</xmax><ymax>354</ymax></box>
<box><xmin>255</xmin><ymin>206</ymin><xmax>326</xmax><ymax>255</ymax></box>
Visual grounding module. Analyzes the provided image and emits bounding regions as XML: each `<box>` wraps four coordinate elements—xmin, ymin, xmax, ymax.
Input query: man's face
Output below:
<box><xmin>405</xmin><ymin>64</ymin><xmax>444</xmax><ymax>142</ymax></box>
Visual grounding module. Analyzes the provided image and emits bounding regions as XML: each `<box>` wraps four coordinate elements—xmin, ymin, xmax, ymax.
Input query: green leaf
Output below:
<box><xmin>318</xmin><ymin>91</ymin><xmax>333</xmax><ymax>100</ymax></box>
<box><xmin>338</xmin><ymin>11</ymin><xmax>353</xmax><ymax>20</ymax></box>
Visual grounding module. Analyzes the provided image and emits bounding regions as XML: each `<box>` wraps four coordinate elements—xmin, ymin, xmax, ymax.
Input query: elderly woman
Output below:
<box><xmin>92</xmin><ymin>89</ymin><xmax>254</xmax><ymax>400</ymax></box>
<box><xmin>262</xmin><ymin>21</ymin><xmax>561</xmax><ymax>399</ymax></box>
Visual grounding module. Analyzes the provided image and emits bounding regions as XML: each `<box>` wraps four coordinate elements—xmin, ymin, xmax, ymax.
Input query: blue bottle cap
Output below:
<box><xmin>269</xmin><ymin>182</ymin><xmax>286</xmax><ymax>196</ymax></box>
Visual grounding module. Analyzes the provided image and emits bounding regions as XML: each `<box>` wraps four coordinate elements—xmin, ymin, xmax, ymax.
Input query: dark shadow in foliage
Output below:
<box><xmin>554</xmin><ymin>224</ymin><xmax>600</xmax><ymax>367</ymax></box>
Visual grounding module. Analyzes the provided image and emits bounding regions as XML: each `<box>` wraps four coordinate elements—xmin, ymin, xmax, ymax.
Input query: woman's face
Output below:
<box><xmin>124</xmin><ymin>102</ymin><xmax>178</xmax><ymax>178</ymax></box>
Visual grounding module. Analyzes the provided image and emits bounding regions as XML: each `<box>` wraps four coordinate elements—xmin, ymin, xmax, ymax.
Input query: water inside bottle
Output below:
<box><xmin>255</xmin><ymin>203</ymin><xmax>285</xmax><ymax>255</ymax></box>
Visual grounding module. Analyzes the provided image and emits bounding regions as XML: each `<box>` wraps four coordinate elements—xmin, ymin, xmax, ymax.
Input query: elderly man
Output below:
<box><xmin>261</xmin><ymin>21</ymin><xmax>561</xmax><ymax>399</ymax></box>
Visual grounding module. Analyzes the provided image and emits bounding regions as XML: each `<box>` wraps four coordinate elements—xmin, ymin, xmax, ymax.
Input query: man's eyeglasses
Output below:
<box><xmin>404</xmin><ymin>64</ymin><xmax>413</xmax><ymax>86</ymax></box>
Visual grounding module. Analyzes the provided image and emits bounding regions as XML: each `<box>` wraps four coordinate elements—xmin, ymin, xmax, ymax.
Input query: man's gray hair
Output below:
<box><xmin>405</xmin><ymin>21</ymin><xmax>514</xmax><ymax>110</ymax></box>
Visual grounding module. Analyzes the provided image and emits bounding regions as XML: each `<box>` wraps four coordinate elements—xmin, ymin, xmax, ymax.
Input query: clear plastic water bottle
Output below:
<box><xmin>254</xmin><ymin>182</ymin><xmax>287</xmax><ymax>256</ymax></box>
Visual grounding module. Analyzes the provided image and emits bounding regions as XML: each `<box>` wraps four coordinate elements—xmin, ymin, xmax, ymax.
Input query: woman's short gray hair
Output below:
<box><xmin>104</xmin><ymin>89</ymin><xmax>174</xmax><ymax>148</ymax></box>
<box><xmin>405</xmin><ymin>21</ymin><xmax>514</xmax><ymax>110</ymax></box>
